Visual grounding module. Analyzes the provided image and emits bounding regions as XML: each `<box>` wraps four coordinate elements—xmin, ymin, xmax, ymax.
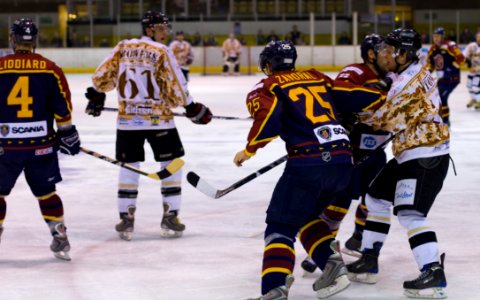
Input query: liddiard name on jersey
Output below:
<box><xmin>0</xmin><ymin>121</ymin><xmax>47</xmax><ymax>138</ymax></box>
<box><xmin>0</xmin><ymin>58</ymin><xmax>47</xmax><ymax>70</ymax></box>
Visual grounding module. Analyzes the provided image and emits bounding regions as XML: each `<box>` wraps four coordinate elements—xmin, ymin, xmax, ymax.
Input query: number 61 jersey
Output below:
<box><xmin>0</xmin><ymin>52</ymin><xmax>73</xmax><ymax>157</ymax></box>
<box><xmin>243</xmin><ymin>68</ymin><xmax>385</xmax><ymax>167</ymax></box>
<box><xmin>92</xmin><ymin>36</ymin><xmax>194</xmax><ymax>130</ymax></box>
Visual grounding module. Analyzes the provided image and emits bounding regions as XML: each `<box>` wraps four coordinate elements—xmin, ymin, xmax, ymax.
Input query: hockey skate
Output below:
<box><xmin>0</xmin><ymin>225</ymin><xmax>3</xmax><ymax>243</ymax></box>
<box><xmin>301</xmin><ymin>256</ymin><xmax>318</xmax><ymax>276</ymax></box>
<box><xmin>346</xmin><ymin>242</ymin><xmax>382</xmax><ymax>284</ymax></box>
<box><xmin>403</xmin><ymin>254</ymin><xmax>447</xmax><ymax>299</ymax></box>
<box><xmin>246</xmin><ymin>275</ymin><xmax>294</xmax><ymax>300</ymax></box>
<box><xmin>475</xmin><ymin>101</ymin><xmax>480</xmax><ymax>110</ymax></box>
<box><xmin>115</xmin><ymin>206</ymin><xmax>136</xmax><ymax>241</ymax></box>
<box><xmin>313</xmin><ymin>240</ymin><xmax>350</xmax><ymax>299</ymax></box>
<box><xmin>49</xmin><ymin>222</ymin><xmax>71</xmax><ymax>261</ymax></box>
<box><xmin>466</xmin><ymin>99</ymin><xmax>477</xmax><ymax>108</ymax></box>
<box><xmin>341</xmin><ymin>232</ymin><xmax>362</xmax><ymax>258</ymax></box>
<box><xmin>160</xmin><ymin>203</ymin><xmax>185</xmax><ymax>238</ymax></box>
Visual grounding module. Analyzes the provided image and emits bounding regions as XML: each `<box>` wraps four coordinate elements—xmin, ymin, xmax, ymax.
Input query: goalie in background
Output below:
<box><xmin>0</xmin><ymin>18</ymin><xmax>80</xmax><ymax>261</ymax></box>
<box><xmin>85</xmin><ymin>10</ymin><xmax>212</xmax><ymax>241</ymax></box>
<box><xmin>222</xmin><ymin>33</ymin><xmax>242</xmax><ymax>76</ymax></box>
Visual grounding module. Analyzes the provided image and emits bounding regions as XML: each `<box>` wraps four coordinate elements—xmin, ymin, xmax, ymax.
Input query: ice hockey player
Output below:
<box><xmin>85</xmin><ymin>10</ymin><xmax>212</xmax><ymax>241</ymax></box>
<box><xmin>301</xmin><ymin>34</ymin><xmax>392</xmax><ymax>274</ymax></box>
<box><xmin>346</xmin><ymin>28</ymin><xmax>450</xmax><ymax>299</ymax></box>
<box><xmin>169</xmin><ymin>30</ymin><xmax>194</xmax><ymax>81</ymax></box>
<box><xmin>463</xmin><ymin>31</ymin><xmax>480</xmax><ymax>109</ymax></box>
<box><xmin>234</xmin><ymin>40</ymin><xmax>386</xmax><ymax>300</ymax></box>
<box><xmin>426</xmin><ymin>27</ymin><xmax>465</xmax><ymax>124</ymax></box>
<box><xmin>0</xmin><ymin>18</ymin><xmax>81</xmax><ymax>261</ymax></box>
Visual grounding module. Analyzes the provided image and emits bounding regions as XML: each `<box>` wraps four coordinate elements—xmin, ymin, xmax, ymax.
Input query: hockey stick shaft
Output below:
<box><xmin>103</xmin><ymin>107</ymin><xmax>250</xmax><ymax>121</ymax></box>
<box><xmin>187</xmin><ymin>154</ymin><xmax>288</xmax><ymax>198</ymax></box>
<box><xmin>80</xmin><ymin>147</ymin><xmax>184</xmax><ymax>180</ymax></box>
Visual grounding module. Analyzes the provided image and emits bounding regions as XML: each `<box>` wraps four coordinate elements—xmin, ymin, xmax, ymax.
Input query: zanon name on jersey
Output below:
<box><xmin>0</xmin><ymin>53</ymin><xmax>73</xmax><ymax>155</ymax></box>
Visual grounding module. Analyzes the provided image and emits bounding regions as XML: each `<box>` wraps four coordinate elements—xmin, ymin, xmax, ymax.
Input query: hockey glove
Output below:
<box><xmin>57</xmin><ymin>125</ymin><xmax>80</xmax><ymax>155</ymax></box>
<box><xmin>185</xmin><ymin>102</ymin><xmax>212</xmax><ymax>125</ymax></box>
<box><xmin>85</xmin><ymin>87</ymin><xmax>106</xmax><ymax>117</ymax></box>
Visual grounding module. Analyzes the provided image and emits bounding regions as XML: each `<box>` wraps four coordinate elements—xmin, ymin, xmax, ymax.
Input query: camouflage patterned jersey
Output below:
<box><xmin>359</xmin><ymin>62</ymin><xmax>449</xmax><ymax>163</ymax></box>
<box><xmin>92</xmin><ymin>36</ymin><xmax>194</xmax><ymax>130</ymax></box>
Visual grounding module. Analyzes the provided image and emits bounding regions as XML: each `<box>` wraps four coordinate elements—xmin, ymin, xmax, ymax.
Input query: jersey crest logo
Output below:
<box><xmin>316</xmin><ymin>126</ymin><xmax>332</xmax><ymax>140</ymax></box>
<box><xmin>1</xmin><ymin>125</ymin><xmax>9</xmax><ymax>137</ymax></box>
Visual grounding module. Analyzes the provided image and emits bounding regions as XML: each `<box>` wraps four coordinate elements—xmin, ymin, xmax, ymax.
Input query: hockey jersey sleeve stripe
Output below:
<box><xmin>247</xmin><ymin>90</ymin><xmax>280</xmax><ymax>147</ymax></box>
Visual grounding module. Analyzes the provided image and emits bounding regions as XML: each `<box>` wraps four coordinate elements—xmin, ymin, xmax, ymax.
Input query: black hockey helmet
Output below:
<box><xmin>433</xmin><ymin>27</ymin><xmax>445</xmax><ymax>35</ymax></box>
<box><xmin>10</xmin><ymin>18</ymin><xmax>38</xmax><ymax>45</ymax></box>
<box><xmin>258</xmin><ymin>40</ymin><xmax>297</xmax><ymax>74</ymax></box>
<box><xmin>386</xmin><ymin>28</ymin><xmax>422</xmax><ymax>62</ymax></box>
<box><xmin>360</xmin><ymin>34</ymin><xmax>385</xmax><ymax>61</ymax></box>
<box><xmin>141</xmin><ymin>10</ymin><xmax>171</xmax><ymax>33</ymax></box>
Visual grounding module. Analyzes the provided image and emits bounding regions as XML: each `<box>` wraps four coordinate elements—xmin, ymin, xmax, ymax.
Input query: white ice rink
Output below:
<box><xmin>1</xmin><ymin>72</ymin><xmax>479</xmax><ymax>300</ymax></box>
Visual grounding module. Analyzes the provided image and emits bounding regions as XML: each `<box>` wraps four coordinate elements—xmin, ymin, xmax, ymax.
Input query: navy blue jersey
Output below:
<box><xmin>244</xmin><ymin>69</ymin><xmax>384</xmax><ymax>166</ymax></box>
<box><xmin>0</xmin><ymin>53</ymin><xmax>73</xmax><ymax>157</ymax></box>
<box><xmin>427</xmin><ymin>40</ymin><xmax>465</xmax><ymax>84</ymax></box>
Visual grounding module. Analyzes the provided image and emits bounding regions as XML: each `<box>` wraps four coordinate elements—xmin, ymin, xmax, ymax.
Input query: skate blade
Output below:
<box><xmin>53</xmin><ymin>251</ymin><xmax>71</xmax><ymax>261</ymax></box>
<box><xmin>118</xmin><ymin>231</ymin><xmax>133</xmax><ymax>241</ymax></box>
<box><xmin>404</xmin><ymin>287</ymin><xmax>447</xmax><ymax>299</ymax></box>
<box><xmin>341</xmin><ymin>247</ymin><xmax>362</xmax><ymax>258</ymax></box>
<box><xmin>160</xmin><ymin>228</ymin><xmax>183</xmax><ymax>238</ymax></box>
<box><xmin>347</xmin><ymin>272</ymin><xmax>378</xmax><ymax>284</ymax></box>
<box><xmin>316</xmin><ymin>274</ymin><xmax>350</xmax><ymax>299</ymax></box>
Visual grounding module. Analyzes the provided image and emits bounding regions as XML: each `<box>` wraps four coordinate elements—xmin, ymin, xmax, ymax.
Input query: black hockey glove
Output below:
<box><xmin>57</xmin><ymin>125</ymin><xmax>80</xmax><ymax>155</ymax></box>
<box><xmin>366</xmin><ymin>76</ymin><xmax>393</xmax><ymax>92</ymax></box>
<box><xmin>85</xmin><ymin>87</ymin><xmax>106</xmax><ymax>117</ymax></box>
<box><xmin>185</xmin><ymin>102</ymin><xmax>212</xmax><ymax>125</ymax></box>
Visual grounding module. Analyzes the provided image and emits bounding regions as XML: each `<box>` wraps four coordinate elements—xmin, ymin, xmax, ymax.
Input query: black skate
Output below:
<box><xmin>346</xmin><ymin>242</ymin><xmax>382</xmax><ymax>284</ymax></box>
<box><xmin>342</xmin><ymin>231</ymin><xmax>362</xmax><ymax>258</ymax></box>
<box><xmin>160</xmin><ymin>203</ymin><xmax>185</xmax><ymax>238</ymax></box>
<box><xmin>49</xmin><ymin>222</ymin><xmax>71</xmax><ymax>261</ymax></box>
<box><xmin>301</xmin><ymin>256</ymin><xmax>317</xmax><ymax>276</ymax></box>
<box><xmin>115</xmin><ymin>206</ymin><xmax>135</xmax><ymax>241</ymax></box>
<box><xmin>0</xmin><ymin>225</ymin><xmax>4</xmax><ymax>244</ymax></box>
<box><xmin>403</xmin><ymin>253</ymin><xmax>447</xmax><ymax>299</ymax></box>
<box><xmin>313</xmin><ymin>240</ymin><xmax>350</xmax><ymax>299</ymax></box>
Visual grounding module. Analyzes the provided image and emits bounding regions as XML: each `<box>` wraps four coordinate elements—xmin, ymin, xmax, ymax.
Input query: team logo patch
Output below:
<box><xmin>362</xmin><ymin>136</ymin><xmax>377</xmax><ymax>149</ymax></box>
<box><xmin>1</xmin><ymin>124</ymin><xmax>9</xmax><ymax>137</ymax></box>
<box><xmin>317</xmin><ymin>126</ymin><xmax>332</xmax><ymax>141</ymax></box>
<box><xmin>321</xmin><ymin>151</ymin><xmax>331</xmax><ymax>162</ymax></box>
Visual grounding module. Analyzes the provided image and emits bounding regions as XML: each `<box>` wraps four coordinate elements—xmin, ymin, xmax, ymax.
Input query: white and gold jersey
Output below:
<box><xmin>360</xmin><ymin>62</ymin><xmax>449</xmax><ymax>163</ymax></box>
<box><xmin>169</xmin><ymin>40</ymin><xmax>193</xmax><ymax>70</ymax></box>
<box><xmin>92</xmin><ymin>36</ymin><xmax>193</xmax><ymax>130</ymax></box>
<box><xmin>463</xmin><ymin>42</ymin><xmax>480</xmax><ymax>74</ymax></box>
<box><xmin>222</xmin><ymin>38</ymin><xmax>241</xmax><ymax>58</ymax></box>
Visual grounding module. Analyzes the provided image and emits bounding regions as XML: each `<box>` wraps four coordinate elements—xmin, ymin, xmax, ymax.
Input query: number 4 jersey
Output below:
<box><xmin>0</xmin><ymin>53</ymin><xmax>73</xmax><ymax>156</ymax></box>
<box><xmin>92</xmin><ymin>36</ymin><xmax>194</xmax><ymax>130</ymax></box>
<box><xmin>243</xmin><ymin>68</ymin><xmax>385</xmax><ymax>167</ymax></box>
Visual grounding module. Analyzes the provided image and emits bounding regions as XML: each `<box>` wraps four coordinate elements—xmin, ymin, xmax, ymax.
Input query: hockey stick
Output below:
<box><xmin>102</xmin><ymin>107</ymin><xmax>251</xmax><ymax>121</ymax></box>
<box><xmin>80</xmin><ymin>147</ymin><xmax>184</xmax><ymax>180</ymax></box>
<box><xmin>187</xmin><ymin>155</ymin><xmax>288</xmax><ymax>199</ymax></box>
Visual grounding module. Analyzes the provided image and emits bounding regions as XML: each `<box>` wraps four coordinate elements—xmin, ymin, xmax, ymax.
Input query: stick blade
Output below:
<box><xmin>186</xmin><ymin>172</ymin><xmax>219</xmax><ymax>198</ymax></box>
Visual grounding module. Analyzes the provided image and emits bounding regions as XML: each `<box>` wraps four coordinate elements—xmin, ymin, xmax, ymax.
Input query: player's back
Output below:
<box><xmin>0</xmin><ymin>52</ymin><xmax>71</xmax><ymax>153</ymax></box>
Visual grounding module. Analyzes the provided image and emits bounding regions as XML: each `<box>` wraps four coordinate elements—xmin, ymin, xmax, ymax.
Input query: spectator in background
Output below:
<box><xmin>191</xmin><ymin>31</ymin><xmax>202</xmax><ymax>46</ymax></box>
<box><xmin>99</xmin><ymin>38</ymin><xmax>110</xmax><ymax>47</ymax></box>
<box><xmin>338</xmin><ymin>31</ymin><xmax>352</xmax><ymax>45</ymax></box>
<box><xmin>203</xmin><ymin>33</ymin><xmax>218</xmax><ymax>46</ymax></box>
<box><xmin>256</xmin><ymin>29</ymin><xmax>267</xmax><ymax>45</ymax></box>
<box><xmin>51</xmin><ymin>32</ymin><xmax>63</xmax><ymax>47</ymax></box>
<box><xmin>460</xmin><ymin>28</ymin><xmax>475</xmax><ymax>43</ymax></box>
<box><xmin>446</xmin><ymin>30</ymin><xmax>457</xmax><ymax>43</ymax></box>
<box><xmin>267</xmin><ymin>30</ymin><xmax>280</xmax><ymax>42</ymax></box>
<box><xmin>421</xmin><ymin>32</ymin><xmax>430</xmax><ymax>44</ymax></box>
<box><xmin>233</xmin><ymin>20</ymin><xmax>242</xmax><ymax>36</ymax></box>
<box><xmin>222</xmin><ymin>33</ymin><xmax>242</xmax><ymax>76</ymax></box>
<box><xmin>290</xmin><ymin>25</ymin><xmax>303</xmax><ymax>45</ymax></box>
<box><xmin>169</xmin><ymin>30</ymin><xmax>194</xmax><ymax>81</ymax></box>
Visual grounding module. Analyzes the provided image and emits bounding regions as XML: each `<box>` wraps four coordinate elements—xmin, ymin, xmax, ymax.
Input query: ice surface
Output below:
<box><xmin>1</xmin><ymin>72</ymin><xmax>479</xmax><ymax>300</ymax></box>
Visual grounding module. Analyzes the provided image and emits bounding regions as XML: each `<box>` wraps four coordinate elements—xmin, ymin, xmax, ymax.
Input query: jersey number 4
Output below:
<box><xmin>8</xmin><ymin>76</ymin><xmax>33</xmax><ymax>118</ymax></box>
